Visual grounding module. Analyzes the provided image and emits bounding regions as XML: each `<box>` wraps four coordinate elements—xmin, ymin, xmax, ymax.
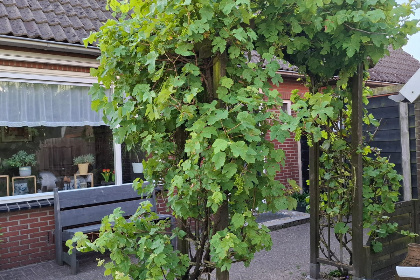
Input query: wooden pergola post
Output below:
<box><xmin>309</xmin><ymin>142</ymin><xmax>320</xmax><ymax>279</ymax></box>
<box><xmin>351</xmin><ymin>63</ymin><xmax>365</xmax><ymax>279</ymax></box>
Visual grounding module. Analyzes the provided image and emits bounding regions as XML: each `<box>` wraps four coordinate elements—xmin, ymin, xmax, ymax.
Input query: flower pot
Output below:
<box><xmin>396</xmin><ymin>243</ymin><xmax>420</xmax><ymax>280</ymax></box>
<box><xmin>78</xmin><ymin>163</ymin><xmax>89</xmax><ymax>175</ymax></box>
<box><xmin>19</xmin><ymin>166</ymin><xmax>31</xmax><ymax>176</ymax></box>
<box><xmin>132</xmin><ymin>162</ymin><xmax>143</xmax><ymax>173</ymax></box>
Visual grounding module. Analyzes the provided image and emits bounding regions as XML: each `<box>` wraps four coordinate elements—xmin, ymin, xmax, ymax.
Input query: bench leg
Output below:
<box><xmin>70</xmin><ymin>250</ymin><xmax>79</xmax><ymax>275</ymax></box>
<box><xmin>55</xmin><ymin>241</ymin><xmax>63</xmax><ymax>266</ymax></box>
<box><xmin>62</xmin><ymin>247</ymin><xmax>79</xmax><ymax>275</ymax></box>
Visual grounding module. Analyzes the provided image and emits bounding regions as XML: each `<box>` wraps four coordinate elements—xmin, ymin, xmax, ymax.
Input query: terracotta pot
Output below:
<box><xmin>78</xmin><ymin>163</ymin><xmax>89</xmax><ymax>175</ymax></box>
<box><xmin>397</xmin><ymin>243</ymin><xmax>420</xmax><ymax>280</ymax></box>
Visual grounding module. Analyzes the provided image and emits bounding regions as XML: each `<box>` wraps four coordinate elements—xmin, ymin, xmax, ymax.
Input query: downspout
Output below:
<box><xmin>0</xmin><ymin>35</ymin><xmax>100</xmax><ymax>56</ymax></box>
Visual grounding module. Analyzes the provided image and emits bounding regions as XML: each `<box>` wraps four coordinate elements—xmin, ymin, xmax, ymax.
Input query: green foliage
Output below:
<box><xmin>284</xmin><ymin>86</ymin><xmax>404</xmax><ymax>262</ymax></box>
<box><xmin>68</xmin><ymin>202</ymin><xmax>189</xmax><ymax>280</ymax></box>
<box><xmin>73</xmin><ymin>154</ymin><xmax>95</xmax><ymax>165</ymax></box>
<box><xmin>79</xmin><ymin>0</ymin><xmax>418</xmax><ymax>278</ymax></box>
<box><xmin>7</xmin><ymin>150</ymin><xmax>36</xmax><ymax>167</ymax></box>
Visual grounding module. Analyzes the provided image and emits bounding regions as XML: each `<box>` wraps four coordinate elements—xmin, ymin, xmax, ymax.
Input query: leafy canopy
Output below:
<box><xmin>73</xmin><ymin>0</ymin><xmax>420</xmax><ymax>278</ymax></box>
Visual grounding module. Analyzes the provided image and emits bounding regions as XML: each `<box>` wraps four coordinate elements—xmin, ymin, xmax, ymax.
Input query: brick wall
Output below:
<box><xmin>0</xmin><ymin>207</ymin><xmax>55</xmax><ymax>271</ymax></box>
<box><xmin>269</xmin><ymin>77</ymin><xmax>308</xmax><ymax>188</ymax></box>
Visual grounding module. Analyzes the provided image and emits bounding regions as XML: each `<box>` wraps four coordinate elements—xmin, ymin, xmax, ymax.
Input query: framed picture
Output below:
<box><xmin>1</xmin><ymin>127</ymin><xmax>33</xmax><ymax>142</ymax></box>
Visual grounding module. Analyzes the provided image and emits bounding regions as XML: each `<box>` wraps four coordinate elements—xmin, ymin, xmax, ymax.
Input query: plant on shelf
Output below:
<box><xmin>101</xmin><ymin>169</ymin><xmax>114</xmax><ymax>182</ymax></box>
<box><xmin>7</xmin><ymin>150</ymin><xmax>37</xmax><ymax>176</ymax></box>
<box><xmin>73</xmin><ymin>154</ymin><xmax>95</xmax><ymax>175</ymax></box>
<box><xmin>128</xmin><ymin>145</ymin><xmax>144</xmax><ymax>174</ymax></box>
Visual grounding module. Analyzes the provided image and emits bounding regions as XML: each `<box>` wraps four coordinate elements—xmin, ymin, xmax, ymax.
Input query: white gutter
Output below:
<box><xmin>0</xmin><ymin>35</ymin><xmax>100</xmax><ymax>56</ymax></box>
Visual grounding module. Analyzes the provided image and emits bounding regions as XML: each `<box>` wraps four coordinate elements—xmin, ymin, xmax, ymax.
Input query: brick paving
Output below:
<box><xmin>0</xmin><ymin>211</ymin><xmax>311</xmax><ymax>280</ymax></box>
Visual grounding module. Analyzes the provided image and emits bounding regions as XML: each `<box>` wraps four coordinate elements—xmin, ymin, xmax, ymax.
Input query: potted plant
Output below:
<box><xmin>292</xmin><ymin>191</ymin><xmax>309</xmax><ymax>213</ymax></box>
<box><xmin>101</xmin><ymin>169</ymin><xmax>115</xmax><ymax>185</ymax></box>
<box><xmin>73</xmin><ymin>154</ymin><xmax>95</xmax><ymax>175</ymax></box>
<box><xmin>129</xmin><ymin>145</ymin><xmax>144</xmax><ymax>174</ymax></box>
<box><xmin>7</xmin><ymin>150</ymin><xmax>37</xmax><ymax>176</ymax></box>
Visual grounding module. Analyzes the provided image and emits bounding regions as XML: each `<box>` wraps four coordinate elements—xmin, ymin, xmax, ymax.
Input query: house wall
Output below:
<box><xmin>270</xmin><ymin>77</ymin><xmax>308</xmax><ymax>188</ymax></box>
<box><xmin>0</xmin><ymin>207</ymin><xmax>55</xmax><ymax>270</ymax></box>
<box><xmin>366</xmin><ymin>96</ymin><xmax>417</xmax><ymax>198</ymax></box>
<box><xmin>0</xmin><ymin>197</ymin><xmax>169</xmax><ymax>271</ymax></box>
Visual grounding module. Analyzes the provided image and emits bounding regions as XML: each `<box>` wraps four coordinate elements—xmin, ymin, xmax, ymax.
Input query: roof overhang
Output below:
<box><xmin>0</xmin><ymin>35</ymin><xmax>100</xmax><ymax>56</ymax></box>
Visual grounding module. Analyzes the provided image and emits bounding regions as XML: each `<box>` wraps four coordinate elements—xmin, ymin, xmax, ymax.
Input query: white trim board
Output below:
<box><xmin>0</xmin><ymin>49</ymin><xmax>99</xmax><ymax>68</ymax></box>
<box><xmin>0</xmin><ymin>66</ymin><xmax>97</xmax><ymax>86</ymax></box>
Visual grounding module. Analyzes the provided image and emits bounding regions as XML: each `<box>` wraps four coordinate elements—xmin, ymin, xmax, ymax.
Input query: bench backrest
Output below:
<box><xmin>54</xmin><ymin>182</ymin><xmax>155</xmax><ymax>229</ymax></box>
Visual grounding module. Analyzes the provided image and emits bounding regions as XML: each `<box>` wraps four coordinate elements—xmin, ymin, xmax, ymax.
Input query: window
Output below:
<box><xmin>0</xmin><ymin>125</ymin><xmax>114</xmax><ymax>196</ymax></box>
<box><xmin>0</xmin><ymin>80</ymin><xmax>117</xmax><ymax>197</ymax></box>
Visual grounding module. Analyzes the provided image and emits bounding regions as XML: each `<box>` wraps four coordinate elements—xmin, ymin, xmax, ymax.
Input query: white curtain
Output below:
<box><xmin>0</xmin><ymin>81</ymin><xmax>105</xmax><ymax>127</ymax></box>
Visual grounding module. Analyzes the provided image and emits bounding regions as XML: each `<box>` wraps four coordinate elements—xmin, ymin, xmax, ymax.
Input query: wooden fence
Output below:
<box><xmin>363</xmin><ymin>199</ymin><xmax>420</xmax><ymax>279</ymax></box>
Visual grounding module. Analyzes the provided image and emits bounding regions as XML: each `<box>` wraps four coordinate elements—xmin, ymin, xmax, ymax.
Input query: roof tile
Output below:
<box><xmin>9</xmin><ymin>19</ymin><xmax>26</xmax><ymax>36</ymax></box>
<box><xmin>50</xmin><ymin>1</ymin><xmax>65</xmax><ymax>15</ymax></box>
<box><xmin>0</xmin><ymin>17</ymin><xmax>13</xmax><ymax>34</ymax></box>
<box><xmin>23</xmin><ymin>20</ymin><xmax>41</xmax><ymax>38</ymax></box>
<box><xmin>15</xmin><ymin>0</ymin><xmax>29</xmax><ymax>9</ymax></box>
<box><xmin>73</xmin><ymin>6</ymin><xmax>88</xmax><ymax>19</ymax></box>
<box><xmin>26</xmin><ymin>0</ymin><xmax>42</xmax><ymax>10</ymax></box>
<box><xmin>368</xmin><ymin>48</ymin><xmax>420</xmax><ymax>84</ymax></box>
<box><xmin>95</xmin><ymin>9</ymin><xmax>108</xmax><ymax>22</ymax></box>
<box><xmin>49</xmin><ymin>24</ymin><xmax>67</xmax><ymax>42</ymax></box>
<box><xmin>61</xmin><ymin>3</ymin><xmax>76</xmax><ymax>16</ymax></box>
<box><xmin>3</xmin><ymin>0</ymin><xmax>17</xmax><ymax>6</ymax></box>
<box><xmin>89</xmin><ymin>0</ymin><xmax>101</xmax><ymax>10</ymax></box>
<box><xmin>78</xmin><ymin>0</ymin><xmax>91</xmax><ymax>9</ymax></box>
<box><xmin>0</xmin><ymin>4</ymin><xmax>8</xmax><ymax>17</ymax></box>
<box><xmin>31</xmin><ymin>9</ymin><xmax>48</xmax><ymax>24</ymax></box>
<box><xmin>68</xmin><ymin>15</ymin><xmax>83</xmax><ymax>29</ymax></box>
<box><xmin>62</xmin><ymin>26</ymin><xmax>80</xmax><ymax>43</ymax></box>
<box><xmin>79</xmin><ymin>17</ymin><xmax>95</xmax><ymax>31</ymax></box>
<box><xmin>73</xmin><ymin>26</ymin><xmax>88</xmax><ymax>42</ymax></box>
<box><xmin>37</xmin><ymin>22</ymin><xmax>54</xmax><ymax>40</ymax></box>
<box><xmin>84</xmin><ymin>7</ymin><xmax>98</xmax><ymax>20</ymax></box>
<box><xmin>44</xmin><ymin>11</ymin><xmax>60</xmax><ymax>26</ymax></box>
<box><xmin>5</xmin><ymin>5</ymin><xmax>21</xmax><ymax>20</ymax></box>
<box><xmin>56</xmin><ymin>13</ymin><xmax>72</xmax><ymax>28</ymax></box>
<box><xmin>19</xmin><ymin>7</ymin><xmax>34</xmax><ymax>22</ymax></box>
<box><xmin>37</xmin><ymin>0</ymin><xmax>53</xmax><ymax>12</ymax></box>
<box><xmin>0</xmin><ymin>0</ymin><xmax>113</xmax><ymax>45</ymax></box>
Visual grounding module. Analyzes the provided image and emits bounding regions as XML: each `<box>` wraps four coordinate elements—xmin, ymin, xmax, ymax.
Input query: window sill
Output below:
<box><xmin>0</xmin><ymin>192</ymin><xmax>54</xmax><ymax>213</ymax></box>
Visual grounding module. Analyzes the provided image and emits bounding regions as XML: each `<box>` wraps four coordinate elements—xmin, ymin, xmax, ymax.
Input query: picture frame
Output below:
<box><xmin>1</xmin><ymin>127</ymin><xmax>33</xmax><ymax>142</ymax></box>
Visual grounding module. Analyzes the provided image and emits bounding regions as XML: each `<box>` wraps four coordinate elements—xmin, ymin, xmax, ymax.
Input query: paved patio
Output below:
<box><xmin>0</xmin><ymin>211</ymin><xmax>321</xmax><ymax>280</ymax></box>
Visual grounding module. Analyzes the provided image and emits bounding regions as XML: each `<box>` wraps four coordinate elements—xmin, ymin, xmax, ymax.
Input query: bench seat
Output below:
<box><xmin>54</xmin><ymin>182</ymin><xmax>173</xmax><ymax>275</ymax></box>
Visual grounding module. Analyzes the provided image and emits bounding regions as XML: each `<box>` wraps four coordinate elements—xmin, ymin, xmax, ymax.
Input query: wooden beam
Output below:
<box><xmin>400</xmin><ymin>102</ymin><xmax>412</xmax><ymax>201</ymax></box>
<box><xmin>351</xmin><ymin>64</ymin><xmax>364</xmax><ymax>279</ymax></box>
<box><xmin>370</xmin><ymin>84</ymin><xmax>403</xmax><ymax>96</ymax></box>
<box><xmin>309</xmin><ymin>142</ymin><xmax>320</xmax><ymax>279</ymax></box>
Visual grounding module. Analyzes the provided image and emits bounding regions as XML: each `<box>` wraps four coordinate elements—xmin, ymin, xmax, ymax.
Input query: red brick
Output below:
<box><xmin>9</xmin><ymin>213</ymin><xmax>29</xmax><ymax>221</ymax></box>
<box><xmin>29</xmin><ymin>221</ymin><xmax>48</xmax><ymax>228</ymax></box>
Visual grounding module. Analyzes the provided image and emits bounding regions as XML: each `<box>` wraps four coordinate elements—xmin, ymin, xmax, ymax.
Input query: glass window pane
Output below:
<box><xmin>0</xmin><ymin>125</ymin><xmax>114</xmax><ymax>197</ymax></box>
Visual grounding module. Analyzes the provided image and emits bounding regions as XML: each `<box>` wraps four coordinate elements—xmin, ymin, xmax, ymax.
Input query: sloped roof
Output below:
<box><xmin>0</xmin><ymin>1</ymin><xmax>418</xmax><ymax>84</ymax></box>
<box><xmin>368</xmin><ymin>48</ymin><xmax>420</xmax><ymax>84</ymax></box>
<box><xmin>0</xmin><ymin>0</ymin><xmax>112</xmax><ymax>45</ymax></box>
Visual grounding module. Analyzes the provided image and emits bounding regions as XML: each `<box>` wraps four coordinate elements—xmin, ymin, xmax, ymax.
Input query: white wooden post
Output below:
<box><xmin>400</xmin><ymin>102</ymin><xmax>412</xmax><ymax>201</ymax></box>
<box><xmin>113</xmin><ymin>142</ymin><xmax>123</xmax><ymax>185</ymax></box>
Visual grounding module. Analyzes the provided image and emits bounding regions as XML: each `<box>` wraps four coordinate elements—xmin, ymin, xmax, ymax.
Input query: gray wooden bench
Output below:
<box><xmin>54</xmin><ymin>182</ymin><xmax>173</xmax><ymax>274</ymax></box>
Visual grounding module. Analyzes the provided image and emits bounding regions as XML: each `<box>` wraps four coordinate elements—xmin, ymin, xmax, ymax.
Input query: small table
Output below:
<box><xmin>0</xmin><ymin>175</ymin><xmax>10</xmax><ymax>196</ymax></box>
<box><xmin>74</xmin><ymin>173</ymin><xmax>94</xmax><ymax>188</ymax></box>
<box><xmin>12</xmin><ymin>175</ymin><xmax>37</xmax><ymax>195</ymax></box>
